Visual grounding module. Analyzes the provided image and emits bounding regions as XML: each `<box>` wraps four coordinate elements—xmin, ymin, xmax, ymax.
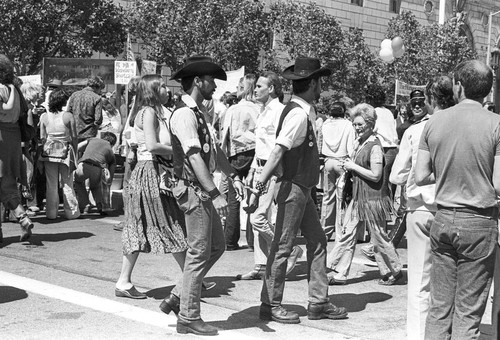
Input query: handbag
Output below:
<box><xmin>42</xmin><ymin>132</ymin><xmax>69</xmax><ymax>159</ymax></box>
<box><xmin>15</xmin><ymin>86</ymin><xmax>36</xmax><ymax>143</ymax></box>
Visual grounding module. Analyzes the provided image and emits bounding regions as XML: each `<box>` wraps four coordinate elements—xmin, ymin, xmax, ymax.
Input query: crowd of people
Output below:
<box><xmin>1</xmin><ymin>51</ymin><xmax>500</xmax><ymax>339</ymax></box>
<box><xmin>0</xmin><ymin>54</ymin><xmax>119</xmax><ymax>243</ymax></box>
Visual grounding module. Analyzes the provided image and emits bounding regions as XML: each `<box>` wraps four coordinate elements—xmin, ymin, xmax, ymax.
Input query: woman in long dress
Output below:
<box><xmin>114</xmin><ymin>75</ymin><xmax>188</xmax><ymax>299</ymax></box>
<box><xmin>327</xmin><ymin>103</ymin><xmax>402</xmax><ymax>285</ymax></box>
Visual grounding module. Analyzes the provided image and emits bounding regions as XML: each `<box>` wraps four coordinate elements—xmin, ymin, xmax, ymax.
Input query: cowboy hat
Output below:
<box><xmin>171</xmin><ymin>56</ymin><xmax>227</xmax><ymax>81</ymax></box>
<box><xmin>282</xmin><ymin>57</ymin><xmax>332</xmax><ymax>80</ymax></box>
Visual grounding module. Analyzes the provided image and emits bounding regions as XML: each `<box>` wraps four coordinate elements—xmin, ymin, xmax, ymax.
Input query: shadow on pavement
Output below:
<box><xmin>146</xmin><ymin>276</ymin><xmax>238</xmax><ymax>301</ymax></box>
<box><xmin>331</xmin><ymin>292</ymin><xmax>392</xmax><ymax>313</ymax></box>
<box><xmin>210</xmin><ymin>304</ymin><xmax>306</xmax><ymax>332</ymax></box>
<box><xmin>31</xmin><ymin>212</ymin><xmax>121</xmax><ymax>225</ymax></box>
<box><xmin>146</xmin><ymin>285</ymin><xmax>175</xmax><ymax>300</ymax></box>
<box><xmin>0</xmin><ymin>286</ymin><xmax>28</xmax><ymax>304</ymax></box>
<box><xmin>0</xmin><ymin>231</ymin><xmax>94</xmax><ymax>248</ymax></box>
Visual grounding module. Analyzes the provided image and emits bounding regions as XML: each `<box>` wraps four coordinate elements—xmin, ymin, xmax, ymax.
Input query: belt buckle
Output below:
<box><xmin>191</xmin><ymin>183</ymin><xmax>210</xmax><ymax>201</ymax></box>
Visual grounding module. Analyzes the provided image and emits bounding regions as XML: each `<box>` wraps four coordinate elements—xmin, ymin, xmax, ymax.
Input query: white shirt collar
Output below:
<box><xmin>264</xmin><ymin>97</ymin><xmax>282</xmax><ymax>111</ymax></box>
<box><xmin>291</xmin><ymin>95</ymin><xmax>313</xmax><ymax>115</ymax></box>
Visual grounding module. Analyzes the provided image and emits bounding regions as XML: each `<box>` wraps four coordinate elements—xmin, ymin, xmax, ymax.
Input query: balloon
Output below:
<box><xmin>379</xmin><ymin>48</ymin><xmax>394</xmax><ymax>63</ymax></box>
<box><xmin>391</xmin><ymin>36</ymin><xmax>404</xmax><ymax>52</ymax></box>
<box><xmin>393</xmin><ymin>45</ymin><xmax>405</xmax><ymax>58</ymax></box>
<box><xmin>381</xmin><ymin>39</ymin><xmax>392</xmax><ymax>50</ymax></box>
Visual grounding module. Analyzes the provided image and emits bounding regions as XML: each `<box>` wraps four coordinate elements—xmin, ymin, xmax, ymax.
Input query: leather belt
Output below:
<box><xmin>256</xmin><ymin>158</ymin><xmax>267</xmax><ymax>167</ymax></box>
<box><xmin>82</xmin><ymin>161</ymin><xmax>102</xmax><ymax>168</ymax></box>
<box><xmin>437</xmin><ymin>205</ymin><xmax>498</xmax><ymax>217</ymax></box>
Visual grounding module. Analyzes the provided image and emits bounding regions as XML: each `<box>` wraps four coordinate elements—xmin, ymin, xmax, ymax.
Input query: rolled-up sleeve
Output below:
<box><xmin>390</xmin><ymin>131</ymin><xmax>412</xmax><ymax>185</ymax></box>
<box><xmin>170</xmin><ymin>107</ymin><xmax>201</xmax><ymax>155</ymax></box>
<box><xmin>275</xmin><ymin>107</ymin><xmax>307</xmax><ymax>150</ymax></box>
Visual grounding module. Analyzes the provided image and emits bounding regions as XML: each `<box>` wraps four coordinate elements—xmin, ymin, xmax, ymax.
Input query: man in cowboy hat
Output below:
<box><xmin>248</xmin><ymin>57</ymin><xmax>348</xmax><ymax>324</ymax></box>
<box><xmin>163</xmin><ymin>56</ymin><xmax>244</xmax><ymax>336</ymax></box>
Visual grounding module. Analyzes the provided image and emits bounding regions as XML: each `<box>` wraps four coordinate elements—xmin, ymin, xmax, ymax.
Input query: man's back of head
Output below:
<box><xmin>87</xmin><ymin>76</ymin><xmax>105</xmax><ymax>93</ymax></box>
<box><xmin>453</xmin><ymin>60</ymin><xmax>493</xmax><ymax>102</ymax></box>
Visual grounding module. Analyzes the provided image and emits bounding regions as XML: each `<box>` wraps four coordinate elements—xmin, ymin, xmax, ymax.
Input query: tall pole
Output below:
<box><xmin>486</xmin><ymin>11</ymin><xmax>500</xmax><ymax>101</ymax></box>
<box><xmin>438</xmin><ymin>0</ymin><xmax>446</xmax><ymax>25</ymax></box>
<box><xmin>487</xmin><ymin>11</ymin><xmax>500</xmax><ymax>67</ymax></box>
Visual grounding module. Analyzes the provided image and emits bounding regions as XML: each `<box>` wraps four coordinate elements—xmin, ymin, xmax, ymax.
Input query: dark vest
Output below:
<box><xmin>352</xmin><ymin>137</ymin><xmax>387</xmax><ymax>199</ymax></box>
<box><xmin>169</xmin><ymin>100</ymin><xmax>212</xmax><ymax>182</ymax></box>
<box><xmin>276</xmin><ymin>101</ymin><xmax>319</xmax><ymax>189</ymax></box>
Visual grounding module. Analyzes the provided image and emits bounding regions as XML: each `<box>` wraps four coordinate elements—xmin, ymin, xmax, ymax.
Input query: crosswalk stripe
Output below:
<box><xmin>0</xmin><ymin>270</ymin><xmax>259</xmax><ymax>339</ymax></box>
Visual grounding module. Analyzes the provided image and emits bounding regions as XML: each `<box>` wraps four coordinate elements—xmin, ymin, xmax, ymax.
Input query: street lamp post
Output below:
<box><xmin>486</xmin><ymin>11</ymin><xmax>500</xmax><ymax>68</ymax></box>
<box><xmin>491</xmin><ymin>48</ymin><xmax>500</xmax><ymax>113</ymax></box>
<box><xmin>487</xmin><ymin>10</ymin><xmax>500</xmax><ymax>102</ymax></box>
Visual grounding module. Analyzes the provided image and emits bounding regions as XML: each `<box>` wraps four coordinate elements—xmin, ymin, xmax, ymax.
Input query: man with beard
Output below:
<box><xmin>248</xmin><ymin>57</ymin><xmax>348</xmax><ymax>324</ymax></box>
<box><xmin>166</xmin><ymin>56</ymin><xmax>245</xmax><ymax>336</ymax></box>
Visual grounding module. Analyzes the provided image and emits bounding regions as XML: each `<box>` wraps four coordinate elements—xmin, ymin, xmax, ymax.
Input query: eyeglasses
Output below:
<box><xmin>411</xmin><ymin>100</ymin><xmax>425</xmax><ymax>108</ymax></box>
<box><xmin>352</xmin><ymin>122</ymin><xmax>366</xmax><ymax>128</ymax></box>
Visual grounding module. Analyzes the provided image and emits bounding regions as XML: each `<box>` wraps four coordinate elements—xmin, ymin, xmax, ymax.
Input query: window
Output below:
<box><xmin>390</xmin><ymin>0</ymin><xmax>401</xmax><ymax>13</ymax></box>
<box><xmin>351</xmin><ymin>0</ymin><xmax>363</xmax><ymax>7</ymax></box>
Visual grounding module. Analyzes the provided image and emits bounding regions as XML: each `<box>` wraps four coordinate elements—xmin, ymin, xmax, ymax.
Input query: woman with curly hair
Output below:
<box><xmin>39</xmin><ymin>89</ymin><xmax>80</xmax><ymax>220</ymax></box>
<box><xmin>0</xmin><ymin>54</ymin><xmax>34</xmax><ymax>243</ymax></box>
<box><xmin>327</xmin><ymin>103</ymin><xmax>402</xmax><ymax>285</ymax></box>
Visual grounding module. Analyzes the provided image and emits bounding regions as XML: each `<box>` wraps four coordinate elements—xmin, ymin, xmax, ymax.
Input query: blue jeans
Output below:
<box><xmin>261</xmin><ymin>180</ymin><xmax>328</xmax><ymax>307</ymax></box>
<box><xmin>171</xmin><ymin>181</ymin><xmax>225</xmax><ymax>321</ymax></box>
<box><xmin>425</xmin><ymin>208</ymin><xmax>498</xmax><ymax>340</ymax></box>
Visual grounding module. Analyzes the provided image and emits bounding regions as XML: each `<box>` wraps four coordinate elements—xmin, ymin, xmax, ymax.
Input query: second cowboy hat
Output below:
<box><xmin>171</xmin><ymin>56</ymin><xmax>227</xmax><ymax>81</ymax></box>
<box><xmin>282</xmin><ymin>57</ymin><xmax>332</xmax><ymax>80</ymax></box>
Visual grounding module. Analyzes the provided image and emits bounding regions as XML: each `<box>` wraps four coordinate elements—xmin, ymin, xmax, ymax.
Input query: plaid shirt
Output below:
<box><xmin>67</xmin><ymin>87</ymin><xmax>103</xmax><ymax>140</ymax></box>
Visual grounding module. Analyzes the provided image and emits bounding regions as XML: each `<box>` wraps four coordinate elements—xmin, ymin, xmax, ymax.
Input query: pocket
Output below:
<box><xmin>456</xmin><ymin>224</ymin><xmax>496</xmax><ymax>260</ymax></box>
<box><xmin>172</xmin><ymin>182</ymin><xmax>197</xmax><ymax>214</ymax></box>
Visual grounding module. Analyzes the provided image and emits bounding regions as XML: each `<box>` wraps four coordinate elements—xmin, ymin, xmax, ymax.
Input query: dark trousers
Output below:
<box><xmin>261</xmin><ymin>181</ymin><xmax>328</xmax><ymax>306</ymax></box>
<box><xmin>225</xmin><ymin>150</ymin><xmax>254</xmax><ymax>248</ymax></box>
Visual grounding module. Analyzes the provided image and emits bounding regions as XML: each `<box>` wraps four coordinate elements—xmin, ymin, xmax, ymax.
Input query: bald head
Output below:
<box><xmin>453</xmin><ymin>60</ymin><xmax>493</xmax><ymax>101</ymax></box>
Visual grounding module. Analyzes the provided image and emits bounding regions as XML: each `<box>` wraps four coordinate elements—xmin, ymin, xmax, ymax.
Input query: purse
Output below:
<box><xmin>15</xmin><ymin>86</ymin><xmax>36</xmax><ymax>143</ymax></box>
<box><xmin>42</xmin><ymin>132</ymin><xmax>69</xmax><ymax>159</ymax></box>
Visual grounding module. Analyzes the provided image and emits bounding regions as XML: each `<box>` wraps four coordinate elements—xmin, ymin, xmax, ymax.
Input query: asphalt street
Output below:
<box><xmin>0</xmin><ymin>210</ymin><xmax>494</xmax><ymax>339</ymax></box>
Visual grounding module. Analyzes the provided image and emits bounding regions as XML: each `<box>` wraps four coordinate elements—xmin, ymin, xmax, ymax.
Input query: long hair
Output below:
<box><xmin>129</xmin><ymin>74</ymin><xmax>164</xmax><ymax>127</ymax></box>
<box><xmin>239</xmin><ymin>74</ymin><xmax>257</xmax><ymax>101</ymax></box>
<box><xmin>0</xmin><ymin>54</ymin><xmax>15</xmax><ymax>85</ymax></box>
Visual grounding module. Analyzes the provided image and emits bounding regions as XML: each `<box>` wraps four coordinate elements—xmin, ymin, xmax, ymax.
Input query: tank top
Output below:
<box><xmin>134</xmin><ymin>107</ymin><xmax>160</xmax><ymax>161</ymax></box>
<box><xmin>45</xmin><ymin>111</ymin><xmax>71</xmax><ymax>141</ymax></box>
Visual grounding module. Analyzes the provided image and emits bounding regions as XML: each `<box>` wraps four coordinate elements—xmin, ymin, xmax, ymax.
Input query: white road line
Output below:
<box><xmin>0</xmin><ymin>271</ymin><xmax>259</xmax><ymax>340</ymax></box>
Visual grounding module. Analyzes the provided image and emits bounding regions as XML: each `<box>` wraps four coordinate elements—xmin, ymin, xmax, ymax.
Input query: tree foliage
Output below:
<box><xmin>264</xmin><ymin>1</ymin><xmax>383</xmax><ymax>103</ymax></box>
<box><xmin>0</xmin><ymin>0</ymin><xmax>126</xmax><ymax>75</ymax></box>
<box><xmin>385</xmin><ymin>10</ymin><xmax>477</xmax><ymax>85</ymax></box>
<box><xmin>127</xmin><ymin>0</ymin><xmax>270</xmax><ymax>73</ymax></box>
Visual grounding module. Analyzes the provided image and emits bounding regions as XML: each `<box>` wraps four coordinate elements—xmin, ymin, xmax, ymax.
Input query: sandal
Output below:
<box><xmin>18</xmin><ymin>213</ymin><xmax>34</xmax><ymax>242</ymax></box>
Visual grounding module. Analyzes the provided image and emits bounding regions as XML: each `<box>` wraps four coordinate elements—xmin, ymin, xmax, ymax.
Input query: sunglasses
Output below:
<box><xmin>411</xmin><ymin>100</ymin><xmax>425</xmax><ymax>108</ymax></box>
